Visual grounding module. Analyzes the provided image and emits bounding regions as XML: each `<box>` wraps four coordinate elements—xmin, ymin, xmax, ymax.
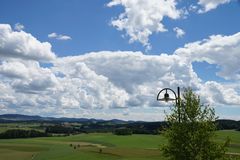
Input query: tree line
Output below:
<box><xmin>1</xmin><ymin>119</ymin><xmax>239</xmax><ymax>139</ymax></box>
<box><xmin>0</xmin><ymin>129</ymin><xmax>49</xmax><ymax>139</ymax></box>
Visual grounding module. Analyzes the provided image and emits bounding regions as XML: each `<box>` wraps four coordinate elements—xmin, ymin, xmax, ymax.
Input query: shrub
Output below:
<box><xmin>162</xmin><ymin>88</ymin><xmax>229</xmax><ymax>160</ymax></box>
<box><xmin>114</xmin><ymin>128</ymin><xmax>132</xmax><ymax>135</ymax></box>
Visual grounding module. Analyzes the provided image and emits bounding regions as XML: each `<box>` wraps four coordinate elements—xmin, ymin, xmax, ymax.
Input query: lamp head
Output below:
<box><xmin>157</xmin><ymin>88</ymin><xmax>177</xmax><ymax>102</ymax></box>
<box><xmin>164</xmin><ymin>92</ymin><xmax>170</xmax><ymax>102</ymax></box>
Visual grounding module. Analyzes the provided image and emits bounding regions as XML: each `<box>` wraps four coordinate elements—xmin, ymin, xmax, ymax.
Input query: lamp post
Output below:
<box><xmin>157</xmin><ymin>87</ymin><xmax>181</xmax><ymax>122</ymax></box>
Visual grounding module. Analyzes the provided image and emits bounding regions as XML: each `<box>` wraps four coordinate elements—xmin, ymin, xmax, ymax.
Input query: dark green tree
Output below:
<box><xmin>162</xmin><ymin>88</ymin><xmax>229</xmax><ymax>160</ymax></box>
<box><xmin>114</xmin><ymin>128</ymin><xmax>132</xmax><ymax>135</ymax></box>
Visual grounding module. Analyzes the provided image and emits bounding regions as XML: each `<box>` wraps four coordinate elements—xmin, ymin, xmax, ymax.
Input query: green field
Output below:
<box><xmin>0</xmin><ymin>130</ymin><xmax>240</xmax><ymax>160</ymax></box>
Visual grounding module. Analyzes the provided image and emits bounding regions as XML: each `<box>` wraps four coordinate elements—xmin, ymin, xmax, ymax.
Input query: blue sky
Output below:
<box><xmin>0</xmin><ymin>0</ymin><xmax>240</xmax><ymax>120</ymax></box>
<box><xmin>1</xmin><ymin>0</ymin><xmax>239</xmax><ymax>56</ymax></box>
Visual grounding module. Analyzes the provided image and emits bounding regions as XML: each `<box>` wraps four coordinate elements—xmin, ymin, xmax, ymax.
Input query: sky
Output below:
<box><xmin>0</xmin><ymin>0</ymin><xmax>240</xmax><ymax>121</ymax></box>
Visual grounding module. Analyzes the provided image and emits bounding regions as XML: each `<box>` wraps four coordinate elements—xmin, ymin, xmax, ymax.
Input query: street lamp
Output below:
<box><xmin>157</xmin><ymin>87</ymin><xmax>181</xmax><ymax>122</ymax></box>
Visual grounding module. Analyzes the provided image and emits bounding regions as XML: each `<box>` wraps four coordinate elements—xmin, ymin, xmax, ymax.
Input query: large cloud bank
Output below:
<box><xmin>0</xmin><ymin>24</ymin><xmax>240</xmax><ymax>120</ymax></box>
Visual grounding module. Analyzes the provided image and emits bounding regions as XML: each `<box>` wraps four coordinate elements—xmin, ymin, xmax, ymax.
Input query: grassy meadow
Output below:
<box><xmin>0</xmin><ymin>130</ymin><xmax>239</xmax><ymax>160</ymax></box>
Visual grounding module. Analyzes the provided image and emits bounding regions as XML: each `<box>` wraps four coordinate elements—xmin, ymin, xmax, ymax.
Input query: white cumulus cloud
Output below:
<box><xmin>199</xmin><ymin>81</ymin><xmax>240</xmax><ymax>106</ymax></box>
<box><xmin>14</xmin><ymin>23</ymin><xmax>25</xmax><ymax>31</ymax></box>
<box><xmin>197</xmin><ymin>0</ymin><xmax>232</xmax><ymax>13</ymax></box>
<box><xmin>173</xmin><ymin>27</ymin><xmax>185</xmax><ymax>38</ymax></box>
<box><xmin>0</xmin><ymin>24</ymin><xmax>56</xmax><ymax>62</ymax></box>
<box><xmin>107</xmin><ymin>0</ymin><xmax>182</xmax><ymax>50</ymax></box>
<box><xmin>175</xmin><ymin>32</ymin><xmax>240</xmax><ymax>80</ymax></box>
<box><xmin>48</xmin><ymin>32</ymin><xmax>72</xmax><ymax>40</ymax></box>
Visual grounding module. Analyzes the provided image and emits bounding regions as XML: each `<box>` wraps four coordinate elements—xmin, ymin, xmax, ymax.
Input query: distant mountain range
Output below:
<box><xmin>0</xmin><ymin>114</ymin><xmax>129</xmax><ymax>123</ymax></box>
<box><xmin>0</xmin><ymin>114</ymin><xmax>239</xmax><ymax>132</ymax></box>
<box><xmin>0</xmin><ymin>114</ymin><xmax>239</xmax><ymax>126</ymax></box>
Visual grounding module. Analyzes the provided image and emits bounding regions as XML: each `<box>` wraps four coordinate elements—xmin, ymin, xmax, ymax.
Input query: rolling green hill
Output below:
<box><xmin>0</xmin><ymin>130</ymin><xmax>239</xmax><ymax>160</ymax></box>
